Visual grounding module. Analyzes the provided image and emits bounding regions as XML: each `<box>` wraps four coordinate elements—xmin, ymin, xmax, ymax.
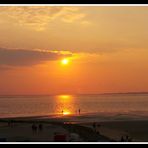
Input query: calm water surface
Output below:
<box><xmin>0</xmin><ymin>94</ymin><xmax>148</xmax><ymax>118</ymax></box>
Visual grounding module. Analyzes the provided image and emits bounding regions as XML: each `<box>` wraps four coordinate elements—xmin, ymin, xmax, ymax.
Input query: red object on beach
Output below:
<box><xmin>54</xmin><ymin>134</ymin><xmax>67</xmax><ymax>142</ymax></box>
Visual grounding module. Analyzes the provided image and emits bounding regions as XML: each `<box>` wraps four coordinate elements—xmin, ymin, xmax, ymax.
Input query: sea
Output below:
<box><xmin>0</xmin><ymin>94</ymin><xmax>148</xmax><ymax>119</ymax></box>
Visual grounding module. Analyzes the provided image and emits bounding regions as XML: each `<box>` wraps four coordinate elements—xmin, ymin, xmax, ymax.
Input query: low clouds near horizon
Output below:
<box><xmin>0</xmin><ymin>48</ymin><xmax>72</xmax><ymax>68</ymax></box>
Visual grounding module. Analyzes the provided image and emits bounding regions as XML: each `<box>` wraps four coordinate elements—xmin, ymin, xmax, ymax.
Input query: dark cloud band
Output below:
<box><xmin>0</xmin><ymin>48</ymin><xmax>72</xmax><ymax>67</ymax></box>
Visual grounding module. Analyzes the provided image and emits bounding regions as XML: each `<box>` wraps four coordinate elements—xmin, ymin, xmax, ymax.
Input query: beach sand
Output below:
<box><xmin>0</xmin><ymin>122</ymin><xmax>69</xmax><ymax>142</ymax></box>
<box><xmin>0</xmin><ymin>115</ymin><xmax>148</xmax><ymax>142</ymax></box>
<box><xmin>97</xmin><ymin>121</ymin><xmax>148</xmax><ymax>142</ymax></box>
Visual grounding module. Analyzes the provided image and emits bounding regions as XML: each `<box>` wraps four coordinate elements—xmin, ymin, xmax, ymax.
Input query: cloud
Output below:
<box><xmin>0</xmin><ymin>48</ymin><xmax>72</xmax><ymax>67</ymax></box>
<box><xmin>0</xmin><ymin>65</ymin><xmax>14</xmax><ymax>71</ymax></box>
<box><xmin>0</xmin><ymin>6</ymin><xmax>87</xmax><ymax>31</ymax></box>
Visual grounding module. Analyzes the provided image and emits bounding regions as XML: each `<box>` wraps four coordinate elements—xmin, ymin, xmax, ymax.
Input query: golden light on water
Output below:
<box><xmin>62</xmin><ymin>111</ymin><xmax>71</xmax><ymax>116</ymax></box>
<box><xmin>55</xmin><ymin>95</ymin><xmax>74</xmax><ymax>116</ymax></box>
<box><xmin>59</xmin><ymin>95</ymin><xmax>72</xmax><ymax>100</ymax></box>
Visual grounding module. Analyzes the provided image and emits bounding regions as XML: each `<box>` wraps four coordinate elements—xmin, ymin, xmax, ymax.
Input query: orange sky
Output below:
<box><xmin>0</xmin><ymin>6</ymin><xmax>148</xmax><ymax>95</ymax></box>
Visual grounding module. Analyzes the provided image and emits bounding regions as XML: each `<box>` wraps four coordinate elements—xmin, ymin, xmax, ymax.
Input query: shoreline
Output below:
<box><xmin>1</xmin><ymin>112</ymin><xmax>148</xmax><ymax>123</ymax></box>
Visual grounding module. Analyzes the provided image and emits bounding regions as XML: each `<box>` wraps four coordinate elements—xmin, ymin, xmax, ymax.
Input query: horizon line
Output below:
<box><xmin>0</xmin><ymin>92</ymin><xmax>148</xmax><ymax>96</ymax></box>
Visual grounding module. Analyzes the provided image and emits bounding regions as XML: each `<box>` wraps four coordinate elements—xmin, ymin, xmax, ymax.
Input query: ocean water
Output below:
<box><xmin>0</xmin><ymin>94</ymin><xmax>148</xmax><ymax>118</ymax></box>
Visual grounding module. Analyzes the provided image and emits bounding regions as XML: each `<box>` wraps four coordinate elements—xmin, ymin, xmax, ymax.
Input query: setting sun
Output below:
<box><xmin>61</xmin><ymin>58</ymin><xmax>69</xmax><ymax>65</ymax></box>
<box><xmin>1</xmin><ymin>5</ymin><xmax>148</xmax><ymax>143</ymax></box>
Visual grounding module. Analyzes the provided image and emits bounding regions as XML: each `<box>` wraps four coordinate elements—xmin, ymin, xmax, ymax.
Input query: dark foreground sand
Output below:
<box><xmin>97</xmin><ymin>121</ymin><xmax>148</xmax><ymax>142</ymax></box>
<box><xmin>0</xmin><ymin>115</ymin><xmax>148</xmax><ymax>142</ymax></box>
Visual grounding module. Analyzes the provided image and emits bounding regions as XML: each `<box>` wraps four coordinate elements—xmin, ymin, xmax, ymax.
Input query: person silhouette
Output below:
<box><xmin>32</xmin><ymin>123</ymin><xmax>37</xmax><ymax>134</ymax></box>
<box><xmin>121</xmin><ymin>136</ymin><xmax>125</xmax><ymax>142</ymax></box>
<box><xmin>125</xmin><ymin>135</ymin><xmax>129</xmax><ymax>142</ymax></box>
<box><xmin>78</xmin><ymin>109</ymin><xmax>81</xmax><ymax>115</ymax></box>
<box><xmin>93</xmin><ymin>122</ymin><xmax>97</xmax><ymax>132</ymax></box>
<box><xmin>39</xmin><ymin>124</ymin><xmax>43</xmax><ymax>131</ymax></box>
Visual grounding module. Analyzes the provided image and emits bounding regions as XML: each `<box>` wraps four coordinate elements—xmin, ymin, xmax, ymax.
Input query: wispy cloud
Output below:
<box><xmin>0</xmin><ymin>6</ymin><xmax>88</xmax><ymax>31</ymax></box>
<box><xmin>0</xmin><ymin>48</ymin><xmax>72</xmax><ymax>67</ymax></box>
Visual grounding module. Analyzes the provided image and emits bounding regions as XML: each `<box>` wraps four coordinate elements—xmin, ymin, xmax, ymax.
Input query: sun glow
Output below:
<box><xmin>63</xmin><ymin>111</ymin><xmax>71</xmax><ymax>116</ymax></box>
<box><xmin>61</xmin><ymin>58</ymin><xmax>69</xmax><ymax>65</ymax></box>
<box><xmin>59</xmin><ymin>95</ymin><xmax>72</xmax><ymax>100</ymax></box>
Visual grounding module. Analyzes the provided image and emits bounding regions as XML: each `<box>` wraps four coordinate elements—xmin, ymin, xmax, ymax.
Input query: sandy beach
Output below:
<box><xmin>0</xmin><ymin>117</ymin><xmax>110</xmax><ymax>142</ymax></box>
<box><xmin>0</xmin><ymin>114</ymin><xmax>148</xmax><ymax>142</ymax></box>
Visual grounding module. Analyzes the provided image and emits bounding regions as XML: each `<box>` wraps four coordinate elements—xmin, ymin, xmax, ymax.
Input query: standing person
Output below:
<box><xmin>78</xmin><ymin>109</ymin><xmax>81</xmax><ymax>115</ymax></box>
<box><xmin>93</xmin><ymin>122</ymin><xmax>97</xmax><ymax>132</ymax></box>
<box><xmin>39</xmin><ymin>124</ymin><xmax>43</xmax><ymax>131</ymax></box>
<box><xmin>32</xmin><ymin>123</ymin><xmax>37</xmax><ymax>134</ymax></box>
<box><xmin>121</xmin><ymin>136</ymin><xmax>125</xmax><ymax>142</ymax></box>
<box><xmin>32</xmin><ymin>124</ymin><xmax>35</xmax><ymax>133</ymax></box>
<box><xmin>34</xmin><ymin>124</ymin><xmax>37</xmax><ymax>134</ymax></box>
<box><xmin>125</xmin><ymin>135</ymin><xmax>129</xmax><ymax>142</ymax></box>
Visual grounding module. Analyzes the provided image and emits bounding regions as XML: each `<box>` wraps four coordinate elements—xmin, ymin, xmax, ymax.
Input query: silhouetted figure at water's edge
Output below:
<box><xmin>78</xmin><ymin>109</ymin><xmax>81</xmax><ymax>115</ymax></box>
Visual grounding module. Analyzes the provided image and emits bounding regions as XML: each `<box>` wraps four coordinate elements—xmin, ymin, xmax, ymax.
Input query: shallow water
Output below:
<box><xmin>0</xmin><ymin>94</ymin><xmax>148</xmax><ymax>118</ymax></box>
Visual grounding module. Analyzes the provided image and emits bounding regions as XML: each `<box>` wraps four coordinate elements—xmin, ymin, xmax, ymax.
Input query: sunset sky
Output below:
<box><xmin>0</xmin><ymin>6</ymin><xmax>148</xmax><ymax>95</ymax></box>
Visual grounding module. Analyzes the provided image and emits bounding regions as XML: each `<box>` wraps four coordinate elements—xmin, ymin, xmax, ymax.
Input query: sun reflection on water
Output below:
<box><xmin>62</xmin><ymin>111</ymin><xmax>71</xmax><ymax>116</ymax></box>
<box><xmin>58</xmin><ymin>95</ymin><xmax>72</xmax><ymax>100</ymax></box>
<box><xmin>55</xmin><ymin>95</ymin><xmax>74</xmax><ymax>116</ymax></box>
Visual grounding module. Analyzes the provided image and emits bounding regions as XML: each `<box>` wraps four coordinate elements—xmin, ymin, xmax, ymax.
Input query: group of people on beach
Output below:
<box><xmin>32</xmin><ymin>123</ymin><xmax>43</xmax><ymax>133</ymax></box>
